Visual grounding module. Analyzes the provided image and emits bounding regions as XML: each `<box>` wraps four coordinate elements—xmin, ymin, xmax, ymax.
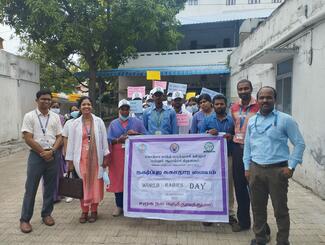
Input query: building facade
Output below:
<box><xmin>97</xmin><ymin>0</ymin><xmax>282</xmax><ymax>99</ymax></box>
<box><xmin>229</xmin><ymin>0</ymin><xmax>325</xmax><ymax>198</ymax></box>
<box><xmin>0</xmin><ymin>50</ymin><xmax>40</xmax><ymax>143</ymax></box>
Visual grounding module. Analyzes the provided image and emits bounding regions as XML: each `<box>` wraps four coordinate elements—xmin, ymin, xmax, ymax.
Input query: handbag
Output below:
<box><xmin>58</xmin><ymin>171</ymin><xmax>84</xmax><ymax>199</ymax></box>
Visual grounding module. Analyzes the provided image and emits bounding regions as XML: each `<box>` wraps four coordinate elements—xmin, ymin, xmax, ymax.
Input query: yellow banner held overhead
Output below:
<box><xmin>186</xmin><ymin>92</ymin><xmax>196</xmax><ymax>100</ymax></box>
<box><xmin>146</xmin><ymin>70</ymin><xmax>161</xmax><ymax>81</ymax></box>
<box><xmin>68</xmin><ymin>93</ymin><xmax>81</xmax><ymax>102</ymax></box>
<box><xmin>51</xmin><ymin>93</ymin><xmax>59</xmax><ymax>98</ymax></box>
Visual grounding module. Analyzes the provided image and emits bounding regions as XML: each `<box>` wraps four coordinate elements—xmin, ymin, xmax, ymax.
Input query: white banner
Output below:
<box><xmin>167</xmin><ymin>82</ymin><xmax>187</xmax><ymax>94</ymax></box>
<box><xmin>124</xmin><ymin>134</ymin><xmax>228</xmax><ymax>222</ymax></box>
<box><xmin>200</xmin><ymin>87</ymin><xmax>221</xmax><ymax>99</ymax></box>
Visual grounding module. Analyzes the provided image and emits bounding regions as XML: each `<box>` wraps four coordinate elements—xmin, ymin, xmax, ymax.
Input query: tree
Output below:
<box><xmin>0</xmin><ymin>0</ymin><xmax>186</xmax><ymax>103</ymax></box>
<box><xmin>21</xmin><ymin>42</ymin><xmax>80</xmax><ymax>93</ymax></box>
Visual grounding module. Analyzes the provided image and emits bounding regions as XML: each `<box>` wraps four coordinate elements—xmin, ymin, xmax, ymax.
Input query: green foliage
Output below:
<box><xmin>21</xmin><ymin>42</ymin><xmax>80</xmax><ymax>93</ymax></box>
<box><xmin>0</xmin><ymin>0</ymin><xmax>186</xmax><ymax>101</ymax></box>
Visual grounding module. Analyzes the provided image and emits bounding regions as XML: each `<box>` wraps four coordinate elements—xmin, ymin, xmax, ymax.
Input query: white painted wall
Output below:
<box><xmin>181</xmin><ymin>0</ymin><xmax>282</xmax><ymax>18</ymax></box>
<box><xmin>229</xmin><ymin>0</ymin><xmax>325</xmax><ymax>198</ymax></box>
<box><xmin>0</xmin><ymin>50</ymin><xmax>40</xmax><ymax>143</ymax></box>
<box><xmin>121</xmin><ymin>48</ymin><xmax>234</xmax><ymax>68</ymax></box>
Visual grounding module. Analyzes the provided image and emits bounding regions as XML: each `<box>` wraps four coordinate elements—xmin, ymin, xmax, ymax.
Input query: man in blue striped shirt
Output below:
<box><xmin>243</xmin><ymin>86</ymin><xmax>305</xmax><ymax>245</ymax></box>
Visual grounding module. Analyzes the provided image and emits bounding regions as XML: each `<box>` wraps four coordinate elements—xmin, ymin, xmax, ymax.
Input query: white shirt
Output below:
<box><xmin>65</xmin><ymin>114</ymin><xmax>109</xmax><ymax>179</ymax></box>
<box><xmin>21</xmin><ymin>108</ymin><xmax>62</xmax><ymax>149</ymax></box>
<box><xmin>62</xmin><ymin>119</ymin><xmax>75</xmax><ymax>138</ymax></box>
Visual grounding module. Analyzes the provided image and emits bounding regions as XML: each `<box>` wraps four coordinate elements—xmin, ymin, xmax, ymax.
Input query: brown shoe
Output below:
<box><xmin>79</xmin><ymin>212</ymin><xmax>88</xmax><ymax>224</ymax></box>
<box><xmin>20</xmin><ymin>221</ymin><xmax>32</xmax><ymax>233</ymax></box>
<box><xmin>42</xmin><ymin>216</ymin><xmax>55</xmax><ymax>226</ymax></box>
<box><xmin>112</xmin><ymin>207</ymin><xmax>123</xmax><ymax>217</ymax></box>
<box><xmin>88</xmin><ymin>212</ymin><xmax>97</xmax><ymax>223</ymax></box>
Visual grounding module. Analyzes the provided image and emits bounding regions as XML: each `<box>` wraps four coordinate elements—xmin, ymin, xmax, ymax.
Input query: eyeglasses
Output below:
<box><xmin>39</xmin><ymin>98</ymin><xmax>51</xmax><ymax>102</ymax></box>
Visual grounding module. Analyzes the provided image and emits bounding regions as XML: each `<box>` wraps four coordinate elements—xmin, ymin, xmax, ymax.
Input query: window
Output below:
<box><xmin>248</xmin><ymin>0</ymin><xmax>260</xmax><ymax>4</ymax></box>
<box><xmin>272</xmin><ymin>0</ymin><xmax>282</xmax><ymax>3</ymax></box>
<box><xmin>226</xmin><ymin>0</ymin><xmax>236</xmax><ymax>5</ymax></box>
<box><xmin>276</xmin><ymin>59</ymin><xmax>293</xmax><ymax>114</ymax></box>
<box><xmin>188</xmin><ymin>0</ymin><xmax>198</xmax><ymax>5</ymax></box>
<box><xmin>223</xmin><ymin>38</ymin><xmax>231</xmax><ymax>48</ymax></box>
<box><xmin>190</xmin><ymin>40</ymin><xmax>197</xmax><ymax>49</ymax></box>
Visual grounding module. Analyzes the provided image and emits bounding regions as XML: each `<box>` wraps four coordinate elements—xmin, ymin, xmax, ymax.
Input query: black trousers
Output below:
<box><xmin>232</xmin><ymin>143</ymin><xmax>251</xmax><ymax>228</ymax></box>
<box><xmin>20</xmin><ymin>151</ymin><xmax>58</xmax><ymax>222</ymax></box>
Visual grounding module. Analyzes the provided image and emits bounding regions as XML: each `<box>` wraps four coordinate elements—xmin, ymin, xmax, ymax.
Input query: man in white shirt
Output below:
<box><xmin>20</xmin><ymin>89</ymin><xmax>62</xmax><ymax>233</ymax></box>
<box><xmin>172</xmin><ymin>91</ymin><xmax>192</xmax><ymax>134</ymax></box>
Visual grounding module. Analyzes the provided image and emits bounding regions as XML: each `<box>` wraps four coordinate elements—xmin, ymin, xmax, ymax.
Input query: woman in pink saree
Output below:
<box><xmin>66</xmin><ymin>97</ymin><xmax>109</xmax><ymax>223</ymax></box>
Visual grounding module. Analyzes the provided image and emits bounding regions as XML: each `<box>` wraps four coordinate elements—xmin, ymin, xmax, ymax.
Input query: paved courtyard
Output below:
<box><xmin>0</xmin><ymin>150</ymin><xmax>325</xmax><ymax>245</ymax></box>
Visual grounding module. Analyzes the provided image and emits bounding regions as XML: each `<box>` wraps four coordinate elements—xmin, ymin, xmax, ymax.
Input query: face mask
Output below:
<box><xmin>119</xmin><ymin>114</ymin><xmax>129</xmax><ymax>121</ymax></box>
<box><xmin>50</xmin><ymin>108</ymin><xmax>60</xmax><ymax>114</ymax></box>
<box><xmin>102</xmin><ymin>170</ymin><xmax>110</xmax><ymax>186</ymax></box>
<box><xmin>70</xmin><ymin>111</ymin><xmax>79</xmax><ymax>119</ymax></box>
<box><xmin>186</xmin><ymin>105</ymin><xmax>198</xmax><ymax>113</ymax></box>
<box><xmin>192</xmin><ymin>104</ymin><xmax>199</xmax><ymax>113</ymax></box>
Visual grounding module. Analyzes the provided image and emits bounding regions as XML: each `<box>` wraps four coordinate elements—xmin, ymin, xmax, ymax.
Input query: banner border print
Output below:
<box><xmin>126</xmin><ymin>136</ymin><xmax>227</xmax><ymax>215</ymax></box>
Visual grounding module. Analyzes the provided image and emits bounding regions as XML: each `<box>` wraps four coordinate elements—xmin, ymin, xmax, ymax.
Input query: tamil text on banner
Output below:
<box><xmin>124</xmin><ymin>135</ymin><xmax>228</xmax><ymax>222</ymax></box>
<box><xmin>167</xmin><ymin>82</ymin><xmax>188</xmax><ymax>94</ymax></box>
<box><xmin>146</xmin><ymin>71</ymin><xmax>161</xmax><ymax>81</ymax></box>
<box><xmin>200</xmin><ymin>87</ymin><xmax>221</xmax><ymax>99</ymax></box>
<box><xmin>152</xmin><ymin>81</ymin><xmax>167</xmax><ymax>90</ymax></box>
<box><xmin>127</xmin><ymin>86</ymin><xmax>146</xmax><ymax>98</ymax></box>
<box><xmin>176</xmin><ymin>114</ymin><xmax>190</xmax><ymax>127</ymax></box>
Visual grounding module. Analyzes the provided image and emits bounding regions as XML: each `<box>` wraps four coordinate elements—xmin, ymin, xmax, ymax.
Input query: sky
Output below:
<box><xmin>0</xmin><ymin>24</ymin><xmax>22</xmax><ymax>55</ymax></box>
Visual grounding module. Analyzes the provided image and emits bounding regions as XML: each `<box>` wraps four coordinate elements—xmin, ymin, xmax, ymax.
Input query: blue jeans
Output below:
<box><xmin>20</xmin><ymin>150</ymin><xmax>58</xmax><ymax>222</ymax></box>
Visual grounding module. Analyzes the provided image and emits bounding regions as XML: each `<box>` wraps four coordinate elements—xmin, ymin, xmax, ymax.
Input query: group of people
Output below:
<box><xmin>19</xmin><ymin>79</ymin><xmax>305</xmax><ymax>245</ymax></box>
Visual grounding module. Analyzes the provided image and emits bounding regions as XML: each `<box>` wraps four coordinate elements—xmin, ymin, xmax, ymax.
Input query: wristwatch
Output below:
<box><xmin>51</xmin><ymin>148</ymin><xmax>57</xmax><ymax>155</ymax></box>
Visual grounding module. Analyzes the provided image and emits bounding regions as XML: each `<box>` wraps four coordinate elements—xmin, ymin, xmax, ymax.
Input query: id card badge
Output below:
<box><xmin>235</xmin><ymin>133</ymin><xmax>244</xmax><ymax>140</ymax></box>
<box><xmin>155</xmin><ymin>131</ymin><xmax>162</xmax><ymax>135</ymax></box>
<box><xmin>39</xmin><ymin>137</ymin><xmax>51</xmax><ymax>149</ymax></box>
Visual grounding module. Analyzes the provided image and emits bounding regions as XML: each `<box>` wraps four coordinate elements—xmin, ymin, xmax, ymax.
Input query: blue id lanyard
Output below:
<box><xmin>35</xmin><ymin>110</ymin><xmax>50</xmax><ymax>136</ymax></box>
<box><xmin>153</xmin><ymin>109</ymin><xmax>164</xmax><ymax>130</ymax></box>
<box><xmin>239</xmin><ymin>106</ymin><xmax>250</xmax><ymax>130</ymax></box>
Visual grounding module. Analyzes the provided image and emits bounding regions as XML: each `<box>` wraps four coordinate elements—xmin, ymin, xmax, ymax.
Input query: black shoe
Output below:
<box><xmin>231</xmin><ymin>222</ymin><xmax>250</xmax><ymax>232</ymax></box>
<box><xmin>265</xmin><ymin>223</ymin><xmax>271</xmax><ymax>243</ymax></box>
<box><xmin>250</xmin><ymin>239</ymin><xmax>266</xmax><ymax>245</ymax></box>
<box><xmin>202</xmin><ymin>222</ymin><xmax>213</xmax><ymax>226</ymax></box>
<box><xmin>229</xmin><ymin>215</ymin><xmax>238</xmax><ymax>225</ymax></box>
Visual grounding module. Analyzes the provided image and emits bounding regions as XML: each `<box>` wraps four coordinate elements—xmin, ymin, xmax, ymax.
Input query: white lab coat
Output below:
<box><xmin>66</xmin><ymin>114</ymin><xmax>109</xmax><ymax>179</ymax></box>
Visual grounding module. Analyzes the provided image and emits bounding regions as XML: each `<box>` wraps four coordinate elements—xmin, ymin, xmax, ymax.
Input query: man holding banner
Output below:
<box><xmin>202</xmin><ymin>94</ymin><xmax>237</xmax><ymax>226</ymax></box>
<box><xmin>143</xmin><ymin>87</ymin><xmax>177</xmax><ymax>135</ymax></box>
